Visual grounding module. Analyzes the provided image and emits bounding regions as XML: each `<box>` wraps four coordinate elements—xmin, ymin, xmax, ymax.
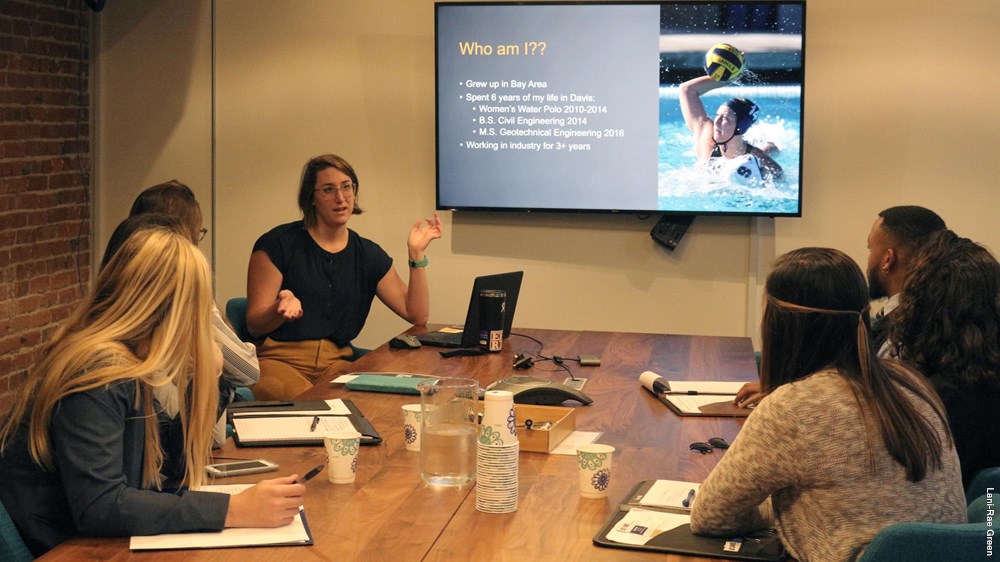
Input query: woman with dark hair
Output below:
<box><xmin>247</xmin><ymin>154</ymin><xmax>442</xmax><ymax>400</ymax></box>
<box><xmin>124</xmin><ymin>181</ymin><xmax>260</xmax><ymax>393</ymax></box>
<box><xmin>690</xmin><ymin>248</ymin><xmax>966</xmax><ymax>562</ymax></box>
<box><xmin>100</xmin><ymin>213</ymin><xmax>187</xmax><ymax>269</ymax></box>
<box><xmin>128</xmin><ymin>180</ymin><xmax>206</xmax><ymax>244</ymax></box>
<box><xmin>890</xmin><ymin>230</ymin><xmax>1000</xmax><ymax>486</ymax></box>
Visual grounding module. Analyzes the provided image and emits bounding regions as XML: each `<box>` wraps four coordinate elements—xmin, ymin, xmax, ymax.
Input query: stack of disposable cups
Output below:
<box><xmin>476</xmin><ymin>390</ymin><xmax>519</xmax><ymax>513</ymax></box>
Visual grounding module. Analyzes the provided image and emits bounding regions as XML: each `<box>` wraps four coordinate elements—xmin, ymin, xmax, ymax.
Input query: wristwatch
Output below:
<box><xmin>408</xmin><ymin>256</ymin><xmax>429</xmax><ymax>268</ymax></box>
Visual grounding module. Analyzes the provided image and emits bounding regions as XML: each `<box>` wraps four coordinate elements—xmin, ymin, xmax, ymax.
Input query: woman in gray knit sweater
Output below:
<box><xmin>690</xmin><ymin>248</ymin><xmax>966</xmax><ymax>562</ymax></box>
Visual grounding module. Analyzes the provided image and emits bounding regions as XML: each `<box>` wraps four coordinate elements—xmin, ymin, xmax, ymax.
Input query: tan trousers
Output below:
<box><xmin>254</xmin><ymin>338</ymin><xmax>354</xmax><ymax>400</ymax></box>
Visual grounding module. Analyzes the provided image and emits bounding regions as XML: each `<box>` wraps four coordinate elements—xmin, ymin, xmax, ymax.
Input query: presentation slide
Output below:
<box><xmin>437</xmin><ymin>3</ymin><xmax>804</xmax><ymax>215</ymax></box>
<box><xmin>436</xmin><ymin>4</ymin><xmax>661</xmax><ymax>211</ymax></box>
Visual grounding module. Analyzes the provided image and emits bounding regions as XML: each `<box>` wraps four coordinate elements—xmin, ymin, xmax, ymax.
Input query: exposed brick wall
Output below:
<box><xmin>0</xmin><ymin>0</ymin><xmax>92</xmax><ymax>410</ymax></box>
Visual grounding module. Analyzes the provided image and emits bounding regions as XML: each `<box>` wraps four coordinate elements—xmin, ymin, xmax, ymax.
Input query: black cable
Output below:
<box><xmin>509</xmin><ymin>333</ymin><xmax>578</xmax><ymax>380</ymax></box>
<box><xmin>510</xmin><ymin>332</ymin><xmax>544</xmax><ymax>349</ymax></box>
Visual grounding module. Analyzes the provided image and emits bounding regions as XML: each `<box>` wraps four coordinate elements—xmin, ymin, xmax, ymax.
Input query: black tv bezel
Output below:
<box><xmin>434</xmin><ymin>0</ymin><xmax>806</xmax><ymax>218</ymax></box>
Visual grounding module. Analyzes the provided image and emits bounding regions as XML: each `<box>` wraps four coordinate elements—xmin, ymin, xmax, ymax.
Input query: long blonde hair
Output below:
<box><xmin>0</xmin><ymin>229</ymin><xmax>218</xmax><ymax>489</ymax></box>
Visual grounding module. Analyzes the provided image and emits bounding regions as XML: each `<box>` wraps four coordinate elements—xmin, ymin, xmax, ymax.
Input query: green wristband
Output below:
<box><xmin>408</xmin><ymin>256</ymin><xmax>429</xmax><ymax>268</ymax></box>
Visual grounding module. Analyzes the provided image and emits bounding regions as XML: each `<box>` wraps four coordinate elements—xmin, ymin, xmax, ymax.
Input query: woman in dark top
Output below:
<box><xmin>890</xmin><ymin>229</ymin><xmax>1000</xmax><ymax>487</ymax></box>
<box><xmin>0</xmin><ymin>229</ymin><xmax>305</xmax><ymax>556</ymax></box>
<box><xmin>247</xmin><ymin>154</ymin><xmax>443</xmax><ymax>399</ymax></box>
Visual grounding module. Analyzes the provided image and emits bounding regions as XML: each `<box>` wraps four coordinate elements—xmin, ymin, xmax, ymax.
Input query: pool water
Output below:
<box><xmin>658</xmin><ymin>85</ymin><xmax>801</xmax><ymax>214</ymax></box>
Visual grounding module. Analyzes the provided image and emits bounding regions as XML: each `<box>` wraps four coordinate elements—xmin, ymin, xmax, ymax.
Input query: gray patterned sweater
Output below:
<box><xmin>690</xmin><ymin>370</ymin><xmax>967</xmax><ymax>562</ymax></box>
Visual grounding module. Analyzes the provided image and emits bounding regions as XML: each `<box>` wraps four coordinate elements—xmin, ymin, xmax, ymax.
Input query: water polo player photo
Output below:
<box><xmin>656</xmin><ymin>26</ymin><xmax>803</xmax><ymax>215</ymax></box>
<box><xmin>680</xmin><ymin>43</ymin><xmax>783</xmax><ymax>187</ymax></box>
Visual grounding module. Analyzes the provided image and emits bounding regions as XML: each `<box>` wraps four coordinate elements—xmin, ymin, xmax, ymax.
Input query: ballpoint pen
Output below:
<box><xmin>296</xmin><ymin>463</ymin><xmax>326</xmax><ymax>484</ymax></box>
<box><xmin>682</xmin><ymin>488</ymin><xmax>696</xmax><ymax>508</ymax></box>
<box><xmin>230</xmin><ymin>401</ymin><xmax>295</xmax><ymax>408</ymax></box>
<box><xmin>309</xmin><ymin>416</ymin><xmax>320</xmax><ymax>432</ymax></box>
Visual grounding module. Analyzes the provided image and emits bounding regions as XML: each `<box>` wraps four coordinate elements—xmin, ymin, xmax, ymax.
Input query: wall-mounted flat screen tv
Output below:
<box><xmin>435</xmin><ymin>1</ymin><xmax>805</xmax><ymax>216</ymax></box>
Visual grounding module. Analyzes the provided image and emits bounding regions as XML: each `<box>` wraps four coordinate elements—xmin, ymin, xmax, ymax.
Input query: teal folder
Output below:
<box><xmin>345</xmin><ymin>373</ymin><xmax>436</xmax><ymax>395</ymax></box>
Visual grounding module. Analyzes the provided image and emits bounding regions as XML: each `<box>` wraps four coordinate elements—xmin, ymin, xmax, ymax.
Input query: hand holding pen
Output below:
<box><xmin>225</xmin><ymin>475</ymin><xmax>305</xmax><ymax>528</ymax></box>
<box><xmin>296</xmin><ymin>462</ymin><xmax>326</xmax><ymax>484</ymax></box>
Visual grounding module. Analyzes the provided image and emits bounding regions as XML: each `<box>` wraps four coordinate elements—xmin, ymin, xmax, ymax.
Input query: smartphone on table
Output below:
<box><xmin>205</xmin><ymin>459</ymin><xmax>279</xmax><ymax>478</ymax></box>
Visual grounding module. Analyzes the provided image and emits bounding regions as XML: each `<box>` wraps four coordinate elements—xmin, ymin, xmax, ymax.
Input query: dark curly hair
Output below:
<box><xmin>891</xmin><ymin>230</ymin><xmax>1000</xmax><ymax>387</ymax></box>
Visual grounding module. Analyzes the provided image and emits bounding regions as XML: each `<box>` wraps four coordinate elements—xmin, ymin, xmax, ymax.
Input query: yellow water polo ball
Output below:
<box><xmin>704</xmin><ymin>43</ymin><xmax>745</xmax><ymax>82</ymax></box>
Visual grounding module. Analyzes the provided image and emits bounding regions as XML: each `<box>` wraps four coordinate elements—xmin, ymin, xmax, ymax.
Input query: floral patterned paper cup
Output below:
<box><xmin>324</xmin><ymin>430</ymin><xmax>362</xmax><ymax>484</ymax></box>
<box><xmin>401</xmin><ymin>404</ymin><xmax>424</xmax><ymax>452</ymax></box>
<box><xmin>576</xmin><ymin>443</ymin><xmax>615</xmax><ymax>499</ymax></box>
<box><xmin>479</xmin><ymin>390</ymin><xmax>518</xmax><ymax>447</ymax></box>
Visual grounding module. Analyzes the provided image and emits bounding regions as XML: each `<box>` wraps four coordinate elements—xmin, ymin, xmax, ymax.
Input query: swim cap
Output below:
<box><xmin>724</xmin><ymin>98</ymin><xmax>759</xmax><ymax>135</ymax></box>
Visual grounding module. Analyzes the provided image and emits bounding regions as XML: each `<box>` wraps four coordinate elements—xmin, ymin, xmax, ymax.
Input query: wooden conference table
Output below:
<box><xmin>40</xmin><ymin>327</ymin><xmax>759</xmax><ymax>562</ymax></box>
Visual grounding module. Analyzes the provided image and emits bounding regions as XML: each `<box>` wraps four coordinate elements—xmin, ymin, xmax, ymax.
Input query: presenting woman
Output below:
<box><xmin>247</xmin><ymin>154</ymin><xmax>443</xmax><ymax>400</ymax></box>
<box><xmin>0</xmin><ymin>230</ymin><xmax>304</xmax><ymax>557</ymax></box>
<box><xmin>689</xmin><ymin>248</ymin><xmax>965</xmax><ymax>561</ymax></box>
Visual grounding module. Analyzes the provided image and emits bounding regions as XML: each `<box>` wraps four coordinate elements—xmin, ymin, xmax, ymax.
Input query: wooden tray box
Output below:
<box><xmin>514</xmin><ymin>404</ymin><xmax>576</xmax><ymax>453</ymax></box>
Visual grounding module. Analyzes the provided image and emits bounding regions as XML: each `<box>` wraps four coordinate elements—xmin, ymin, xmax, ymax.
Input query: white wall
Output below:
<box><xmin>96</xmin><ymin>0</ymin><xmax>1000</xmax><ymax>350</ymax></box>
<box><xmin>95</xmin><ymin>0</ymin><xmax>213</xmax><ymax>265</ymax></box>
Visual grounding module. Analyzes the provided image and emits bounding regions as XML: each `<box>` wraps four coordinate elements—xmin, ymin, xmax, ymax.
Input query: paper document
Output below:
<box><xmin>550</xmin><ymin>431</ymin><xmax>602</xmax><ymax>455</ymax></box>
<box><xmin>639</xmin><ymin>480</ymin><xmax>701</xmax><ymax>511</ymax></box>
<box><xmin>234</xmin><ymin>416</ymin><xmax>354</xmax><ymax>442</ymax></box>
<box><xmin>605</xmin><ymin>507</ymin><xmax>691</xmax><ymax>546</ymax></box>
<box><xmin>129</xmin><ymin>485</ymin><xmax>311</xmax><ymax>550</ymax></box>
<box><xmin>662</xmin><ymin>394</ymin><xmax>735</xmax><ymax>414</ymax></box>
<box><xmin>665</xmin><ymin>381</ymin><xmax>744</xmax><ymax>394</ymax></box>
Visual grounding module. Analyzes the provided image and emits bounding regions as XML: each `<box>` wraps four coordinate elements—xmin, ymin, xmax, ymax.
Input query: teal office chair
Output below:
<box><xmin>966</xmin><ymin>466</ymin><xmax>1000</xmax><ymax>504</ymax></box>
<box><xmin>858</xmin><ymin>493</ymin><xmax>991</xmax><ymax>562</ymax></box>
<box><xmin>0</xmin><ymin>498</ymin><xmax>33</xmax><ymax>562</ymax></box>
<box><xmin>225</xmin><ymin>297</ymin><xmax>254</xmax><ymax>343</ymax></box>
<box><xmin>224</xmin><ymin>297</ymin><xmax>370</xmax><ymax>360</ymax></box>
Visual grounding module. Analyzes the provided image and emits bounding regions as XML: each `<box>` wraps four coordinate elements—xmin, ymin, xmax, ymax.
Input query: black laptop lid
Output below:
<box><xmin>459</xmin><ymin>271</ymin><xmax>524</xmax><ymax>347</ymax></box>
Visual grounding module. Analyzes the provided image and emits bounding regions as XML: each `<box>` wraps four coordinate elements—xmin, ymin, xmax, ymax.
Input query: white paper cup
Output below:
<box><xmin>401</xmin><ymin>404</ymin><xmax>424</xmax><ymax>452</ymax></box>
<box><xmin>480</xmin><ymin>390</ymin><xmax>517</xmax><ymax>447</ymax></box>
<box><xmin>576</xmin><ymin>443</ymin><xmax>615</xmax><ymax>499</ymax></box>
<box><xmin>324</xmin><ymin>430</ymin><xmax>362</xmax><ymax>484</ymax></box>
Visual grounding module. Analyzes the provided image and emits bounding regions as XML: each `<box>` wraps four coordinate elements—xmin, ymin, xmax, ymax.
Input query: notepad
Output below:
<box><xmin>661</xmin><ymin>381</ymin><xmax>746</xmax><ymax>394</ymax></box>
<box><xmin>640</xmin><ymin>375</ymin><xmax>749</xmax><ymax>418</ymax></box>
<box><xmin>228</xmin><ymin>399</ymin><xmax>382</xmax><ymax>446</ymax></box>
<box><xmin>638</xmin><ymin>479</ymin><xmax>701</xmax><ymax>511</ymax></box>
<box><xmin>234</xmin><ymin>416</ymin><xmax>355</xmax><ymax>442</ymax></box>
<box><xmin>129</xmin><ymin>484</ymin><xmax>312</xmax><ymax>550</ymax></box>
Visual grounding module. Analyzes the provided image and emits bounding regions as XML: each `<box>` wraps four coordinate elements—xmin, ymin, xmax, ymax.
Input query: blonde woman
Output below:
<box><xmin>0</xmin><ymin>229</ymin><xmax>303</xmax><ymax>557</ymax></box>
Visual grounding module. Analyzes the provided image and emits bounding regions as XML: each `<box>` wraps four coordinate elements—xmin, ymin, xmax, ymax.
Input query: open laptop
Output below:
<box><xmin>417</xmin><ymin>271</ymin><xmax>523</xmax><ymax>348</ymax></box>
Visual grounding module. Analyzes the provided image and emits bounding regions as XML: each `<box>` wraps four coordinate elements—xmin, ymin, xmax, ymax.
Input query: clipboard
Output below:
<box><xmin>639</xmin><ymin>373</ymin><xmax>751</xmax><ymax>417</ymax></box>
<box><xmin>657</xmin><ymin>394</ymin><xmax>750</xmax><ymax>418</ymax></box>
<box><xmin>593</xmin><ymin>480</ymin><xmax>786</xmax><ymax>561</ymax></box>
<box><xmin>228</xmin><ymin>399</ymin><xmax>382</xmax><ymax>446</ymax></box>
